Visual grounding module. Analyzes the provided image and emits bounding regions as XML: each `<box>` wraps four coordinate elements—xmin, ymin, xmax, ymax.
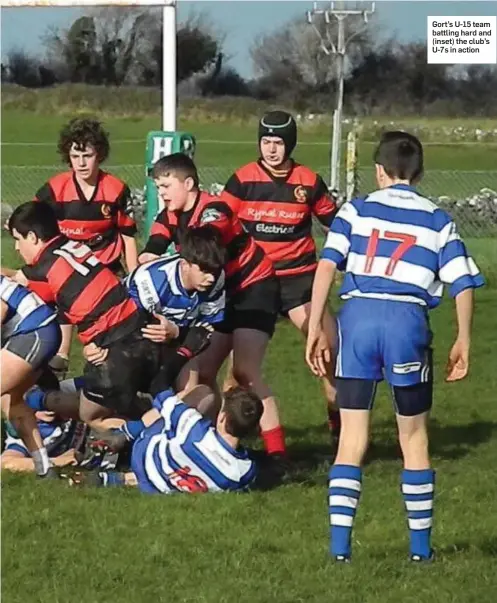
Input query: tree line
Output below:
<box><xmin>2</xmin><ymin>7</ymin><xmax>496</xmax><ymax>116</ymax></box>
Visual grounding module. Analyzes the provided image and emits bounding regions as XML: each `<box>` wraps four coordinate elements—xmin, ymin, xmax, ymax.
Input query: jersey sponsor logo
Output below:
<box><xmin>168</xmin><ymin>466</ymin><xmax>208</xmax><ymax>493</ymax></box>
<box><xmin>60</xmin><ymin>226</ymin><xmax>87</xmax><ymax>237</ymax></box>
<box><xmin>392</xmin><ymin>362</ymin><xmax>422</xmax><ymax>375</ymax></box>
<box><xmin>200</xmin><ymin>208</ymin><xmax>221</xmax><ymax>224</ymax></box>
<box><xmin>294</xmin><ymin>185</ymin><xmax>308</xmax><ymax>203</ymax></box>
<box><xmin>255</xmin><ymin>223</ymin><xmax>296</xmax><ymax>235</ymax></box>
<box><xmin>247</xmin><ymin>207</ymin><xmax>306</xmax><ymax>221</ymax></box>
<box><xmin>101</xmin><ymin>203</ymin><xmax>112</xmax><ymax>219</ymax></box>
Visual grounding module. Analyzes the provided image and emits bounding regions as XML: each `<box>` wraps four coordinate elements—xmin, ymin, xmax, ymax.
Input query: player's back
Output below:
<box><xmin>0</xmin><ymin>275</ymin><xmax>57</xmax><ymax>342</ymax></box>
<box><xmin>131</xmin><ymin>392</ymin><xmax>256</xmax><ymax>494</ymax></box>
<box><xmin>326</xmin><ymin>183</ymin><xmax>482</xmax><ymax>308</ymax></box>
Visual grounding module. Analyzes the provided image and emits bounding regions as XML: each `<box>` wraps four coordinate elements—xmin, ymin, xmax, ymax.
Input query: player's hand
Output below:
<box><xmin>53</xmin><ymin>449</ymin><xmax>78</xmax><ymax>467</ymax></box>
<box><xmin>306</xmin><ymin>328</ymin><xmax>331</xmax><ymax>377</ymax></box>
<box><xmin>178</xmin><ymin>322</ymin><xmax>214</xmax><ymax>358</ymax></box>
<box><xmin>142</xmin><ymin>313</ymin><xmax>179</xmax><ymax>343</ymax></box>
<box><xmin>83</xmin><ymin>343</ymin><xmax>109</xmax><ymax>365</ymax></box>
<box><xmin>446</xmin><ymin>337</ymin><xmax>470</xmax><ymax>382</ymax></box>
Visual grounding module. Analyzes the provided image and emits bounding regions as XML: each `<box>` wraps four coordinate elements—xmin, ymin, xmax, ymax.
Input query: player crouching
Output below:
<box><xmin>69</xmin><ymin>385</ymin><xmax>263</xmax><ymax>494</ymax></box>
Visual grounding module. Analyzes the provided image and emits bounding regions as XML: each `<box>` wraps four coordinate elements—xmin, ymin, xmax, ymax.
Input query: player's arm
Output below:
<box><xmin>310</xmin><ymin>174</ymin><xmax>338</xmax><ymax>229</ymax></box>
<box><xmin>139</xmin><ymin>209</ymin><xmax>173</xmax><ymax>264</ymax></box>
<box><xmin>220</xmin><ymin>173</ymin><xmax>244</xmax><ymax>213</ymax></box>
<box><xmin>437</xmin><ymin>218</ymin><xmax>485</xmax><ymax>382</ymax></box>
<box><xmin>306</xmin><ymin>201</ymin><xmax>355</xmax><ymax>376</ymax></box>
<box><xmin>116</xmin><ymin>185</ymin><xmax>139</xmax><ymax>272</ymax></box>
<box><xmin>18</xmin><ymin>266</ymin><xmax>55</xmax><ymax>303</ymax></box>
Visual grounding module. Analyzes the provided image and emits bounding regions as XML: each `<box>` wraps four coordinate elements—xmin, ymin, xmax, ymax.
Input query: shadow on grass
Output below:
<box><xmin>276</xmin><ymin>419</ymin><xmax>497</xmax><ymax>478</ymax></box>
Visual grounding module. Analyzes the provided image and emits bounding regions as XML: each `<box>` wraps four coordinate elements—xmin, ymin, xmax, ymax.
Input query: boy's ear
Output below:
<box><xmin>184</xmin><ymin>176</ymin><xmax>195</xmax><ymax>192</ymax></box>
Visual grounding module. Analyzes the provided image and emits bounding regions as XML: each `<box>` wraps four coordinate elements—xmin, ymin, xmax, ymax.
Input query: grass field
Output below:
<box><xmin>1</xmin><ymin>112</ymin><xmax>497</xmax><ymax>603</ymax></box>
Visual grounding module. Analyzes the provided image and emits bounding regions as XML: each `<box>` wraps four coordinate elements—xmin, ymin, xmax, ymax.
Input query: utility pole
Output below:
<box><xmin>306</xmin><ymin>1</ymin><xmax>375</xmax><ymax>192</ymax></box>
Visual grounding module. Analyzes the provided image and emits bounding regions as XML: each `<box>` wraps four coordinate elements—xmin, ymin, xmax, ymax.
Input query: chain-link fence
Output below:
<box><xmin>2</xmin><ymin>163</ymin><xmax>496</xmax><ymax>282</ymax></box>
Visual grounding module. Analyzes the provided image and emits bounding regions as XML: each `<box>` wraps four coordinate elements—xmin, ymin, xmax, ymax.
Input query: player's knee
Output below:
<box><xmin>232</xmin><ymin>364</ymin><xmax>260</xmax><ymax>389</ymax></box>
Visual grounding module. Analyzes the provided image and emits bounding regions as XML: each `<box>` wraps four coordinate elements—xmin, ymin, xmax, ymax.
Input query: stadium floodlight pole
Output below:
<box><xmin>306</xmin><ymin>1</ymin><xmax>375</xmax><ymax>192</ymax></box>
<box><xmin>1</xmin><ymin>0</ymin><xmax>177</xmax><ymax>130</ymax></box>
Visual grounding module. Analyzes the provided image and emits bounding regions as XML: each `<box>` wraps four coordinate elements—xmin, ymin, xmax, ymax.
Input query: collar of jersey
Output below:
<box><xmin>257</xmin><ymin>158</ymin><xmax>295</xmax><ymax>182</ymax></box>
<box><xmin>214</xmin><ymin>430</ymin><xmax>246</xmax><ymax>458</ymax></box>
<box><xmin>32</xmin><ymin>235</ymin><xmax>64</xmax><ymax>265</ymax></box>
<box><xmin>388</xmin><ymin>183</ymin><xmax>417</xmax><ymax>192</ymax></box>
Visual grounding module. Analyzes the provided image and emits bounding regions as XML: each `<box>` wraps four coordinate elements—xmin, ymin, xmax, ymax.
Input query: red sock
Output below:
<box><xmin>261</xmin><ymin>426</ymin><xmax>286</xmax><ymax>456</ymax></box>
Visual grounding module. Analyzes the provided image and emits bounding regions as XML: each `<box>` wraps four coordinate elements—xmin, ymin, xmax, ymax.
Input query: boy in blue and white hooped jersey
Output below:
<box><xmin>69</xmin><ymin>385</ymin><xmax>263</xmax><ymax>494</ymax></box>
<box><xmin>306</xmin><ymin>131</ymin><xmax>484</xmax><ymax>563</ymax></box>
<box><xmin>1</xmin><ymin>275</ymin><xmax>62</xmax><ymax>478</ymax></box>
<box><xmin>125</xmin><ymin>226</ymin><xmax>226</xmax><ymax>345</ymax></box>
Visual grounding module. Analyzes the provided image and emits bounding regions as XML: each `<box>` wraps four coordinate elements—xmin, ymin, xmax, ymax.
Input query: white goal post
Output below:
<box><xmin>0</xmin><ymin>0</ymin><xmax>178</xmax><ymax>131</ymax></box>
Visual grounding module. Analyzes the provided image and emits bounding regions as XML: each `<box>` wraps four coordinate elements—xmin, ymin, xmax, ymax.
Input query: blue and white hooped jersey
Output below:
<box><xmin>124</xmin><ymin>255</ymin><xmax>225</xmax><ymax>326</ymax></box>
<box><xmin>1</xmin><ymin>275</ymin><xmax>57</xmax><ymax>343</ymax></box>
<box><xmin>131</xmin><ymin>391</ymin><xmax>257</xmax><ymax>494</ymax></box>
<box><xmin>321</xmin><ymin>184</ymin><xmax>484</xmax><ymax>308</ymax></box>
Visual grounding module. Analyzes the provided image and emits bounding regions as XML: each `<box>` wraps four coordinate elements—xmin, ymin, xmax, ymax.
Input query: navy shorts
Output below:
<box><xmin>3</xmin><ymin>322</ymin><xmax>62</xmax><ymax>370</ymax></box>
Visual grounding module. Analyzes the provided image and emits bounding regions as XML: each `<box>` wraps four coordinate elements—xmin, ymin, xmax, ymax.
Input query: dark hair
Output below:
<box><xmin>222</xmin><ymin>386</ymin><xmax>263</xmax><ymax>439</ymax></box>
<box><xmin>178</xmin><ymin>226</ymin><xmax>226</xmax><ymax>275</ymax></box>
<box><xmin>58</xmin><ymin>118</ymin><xmax>110</xmax><ymax>164</ymax></box>
<box><xmin>151</xmin><ymin>153</ymin><xmax>199</xmax><ymax>188</ymax></box>
<box><xmin>373</xmin><ymin>131</ymin><xmax>424</xmax><ymax>183</ymax></box>
<box><xmin>8</xmin><ymin>202</ymin><xmax>60</xmax><ymax>241</ymax></box>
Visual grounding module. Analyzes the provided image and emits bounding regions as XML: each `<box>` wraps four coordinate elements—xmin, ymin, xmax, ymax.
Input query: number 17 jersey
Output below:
<box><xmin>322</xmin><ymin>184</ymin><xmax>484</xmax><ymax>308</ymax></box>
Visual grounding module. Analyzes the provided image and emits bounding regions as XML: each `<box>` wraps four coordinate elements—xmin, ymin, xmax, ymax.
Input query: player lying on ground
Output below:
<box><xmin>306</xmin><ymin>131</ymin><xmax>485</xmax><ymax>562</ymax></box>
<box><xmin>122</xmin><ymin>226</ymin><xmax>226</xmax><ymax>395</ymax></box>
<box><xmin>220</xmin><ymin>110</ymin><xmax>340</xmax><ymax>435</ymax></box>
<box><xmin>139</xmin><ymin>153</ymin><xmax>287</xmax><ymax>462</ymax></box>
<box><xmin>69</xmin><ymin>385</ymin><xmax>263</xmax><ymax>494</ymax></box>
<box><xmin>1</xmin><ymin>377</ymin><xmax>88</xmax><ymax>473</ymax></box>
<box><xmin>0</xmin><ymin>275</ymin><xmax>62</xmax><ymax>478</ymax></box>
<box><xmin>5</xmin><ymin>202</ymin><xmax>212</xmax><ymax>431</ymax></box>
<box><xmin>34</xmin><ymin>118</ymin><xmax>138</xmax><ymax>378</ymax></box>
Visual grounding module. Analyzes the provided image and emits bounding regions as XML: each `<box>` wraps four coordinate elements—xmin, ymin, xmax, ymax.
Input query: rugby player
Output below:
<box><xmin>0</xmin><ymin>275</ymin><xmax>61</xmax><ymax>477</ymax></box>
<box><xmin>69</xmin><ymin>385</ymin><xmax>263</xmax><ymax>494</ymax></box>
<box><xmin>220</xmin><ymin>110</ymin><xmax>340</xmax><ymax>434</ymax></box>
<box><xmin>34</xmin><ymin>118</ymin><xmax>138</xmax><ymax>376</ymax></box>
<box><xmin>139</xmin><ymin>153</ymin><xmax>287</xmax><ymax>459</ymax></box>
<box><xmin>5</xmin><ymin>202</ymin><xmax>213</xmax><ymax>430</ymax></box>
<box><xmin>306</xmin><ymin>131</ymin><xmax>484</xmax><ymax>562</ymax></box>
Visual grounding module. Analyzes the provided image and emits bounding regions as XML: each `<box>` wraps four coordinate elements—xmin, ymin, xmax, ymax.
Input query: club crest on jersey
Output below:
<box><xmin>200</xmin><ymin>208</ymin><xmax>221</xmax><ymax>224</ymax></box>
<box><xmin>294</xmin><ymin>185</ymin><xmax>308</xmax><ymax>203</ymax></box>
<box><xmin>101</xmin><ymin>203</ymin><xmax>112</xmax><ymax>219</ymax></box>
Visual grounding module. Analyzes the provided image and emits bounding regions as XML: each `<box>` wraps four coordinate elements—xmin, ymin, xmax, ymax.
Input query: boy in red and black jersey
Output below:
<box><xmin>140</xmin><ymin>153</ymin><xmax>287</xmax><ymax>459</ymax></box>
<box><xmin>6</xmin><ymin>202</ymin><xmax>213</xmax><ymax>430</ymax></box>
<box><xmin>221</xmin><ymin>111</ymin><xmax>340</xmax><ymax>434</ymax></box>
<box><xmin>34</xmin><ymin>118</ymin><xmax>138</xmax><ymax>376</ymax></box>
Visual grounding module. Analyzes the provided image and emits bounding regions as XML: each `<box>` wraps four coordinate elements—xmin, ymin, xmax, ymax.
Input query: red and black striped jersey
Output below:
<box><xmin>34</xmin><ymin>170</ymin><xmax>137</xmax><ymax>266</ymax></box>
<box><xmin>142</xmin><ymin>191</ymin><xmax>274</xmax><ymax>294</ymax></box>
<box><xmin>21</xmin><ymin>236</ymin><xmax>141</xmax><ymax>346</ymax></box>
<box><xmin>221</xmin><ymin>160</ymin><xmax>337</xmax><ymax>277</ymax></box>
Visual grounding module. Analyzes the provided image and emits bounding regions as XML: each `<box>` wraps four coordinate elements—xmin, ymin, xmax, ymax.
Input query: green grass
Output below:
<box><xmin>2</xmin><ymin>112</ymin><xmax>497</xmax><ymax>602</ymax></box>
<box><xmin>2</xmin><ymin>288</ymin><xmax>497</xmax><ymax>603</ymax></box>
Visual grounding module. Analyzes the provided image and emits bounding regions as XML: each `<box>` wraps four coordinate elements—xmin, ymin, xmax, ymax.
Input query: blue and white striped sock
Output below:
<box><xmin>329</xmin><ymin>464</ymin><xmax>362</xmax><ymax>557</ymax></box>
<box><xmin>401</xmin><ymin>468</ymin><xmax>435</xmax><ymax>558</ymax></box>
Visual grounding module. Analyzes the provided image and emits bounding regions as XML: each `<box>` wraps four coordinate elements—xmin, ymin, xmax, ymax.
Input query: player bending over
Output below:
<box><xmin>70</xmin><ymin>385</ymin><xmax>263</xmax><ymax>494</ymax></box>
<box><xmin>306</xmin><ymin>131</ymin><xmax>484</xmax><ymax>562</ymax></box>
<box><xmin>124</xmin><ymin>227</ymin><xmax>226</xmax><ymax>395</ymax></box>
<box><xmin>5</xmin><ymin>202</ymin><xmax>212</xmax><ymax>430</ymax></box>
<box><xmin>0</xmin><ymin>275</ymin><xmax>62</xmax><ymax>478</ymax></box>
